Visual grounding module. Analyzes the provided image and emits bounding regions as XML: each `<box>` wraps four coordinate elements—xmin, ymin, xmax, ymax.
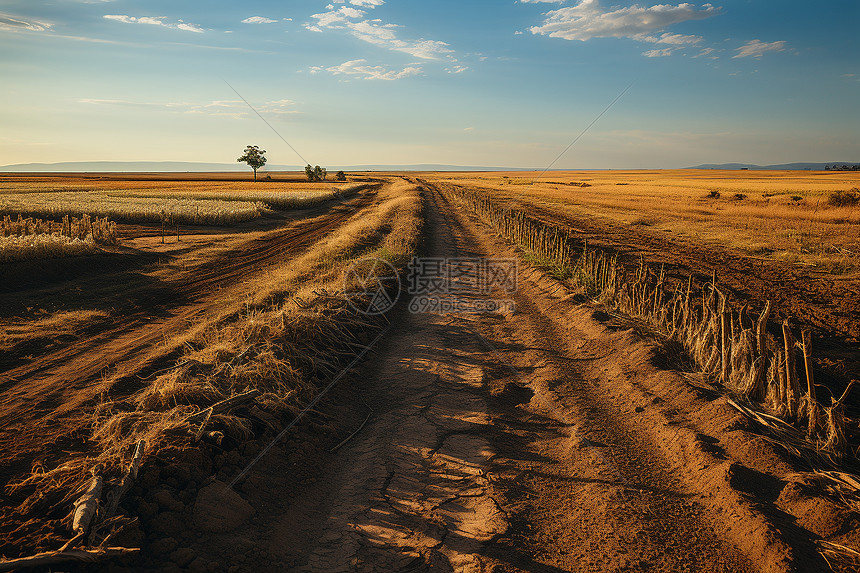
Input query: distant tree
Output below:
<box><xmin>335</xmin><ymin>170</ymin><xmax>346</xmax><ymax>181</ymax></box>
<box><xmin>237</xmin><ymin>145</ymin><xmax>267</xmax><ymax>182</ymax></box>
<box><xmin>304</xmin><ymin>164</ymin><xmax>327</xmax><ymax>181</ymax></box>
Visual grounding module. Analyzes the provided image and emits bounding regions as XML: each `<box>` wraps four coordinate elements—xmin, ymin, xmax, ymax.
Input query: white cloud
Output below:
<box><xmin>642</xmin><ymin>47</ymin><xmax>673</xmax><ymax>57</ymax></box>
<box><xmin>0</xmin><ymin>12</ymin><xmax>52</xmax><ymax>32</ymax></box>
<box><xmin>351</xmin><ymin>0</ymin><xmax>385</xmax><ymax>6</ymax></box>
<box><xmin>733</xmin><ymin>39</ymin><xmax>786</xmax><ymax>58</ymax></box>
<box><xmin>242</xmin><ymin>16</ymin><xmax>278</xmax><ymax>24</ymax></box>
<box><xmin>307</xmin><ymin>7</ymin><xmax>453</xmax><ymax>60</ymax></box>
<box><xmin>310</xmin><ymin>59</ymin><xmax>422</xmax><ymax>80</ymax></box>
<box><xmin>693</xmin><ymin>47</ymin><xmax>716</xmax><ymax>58</ymax></box>
<box><xmin>309</xmin><ymin>6</ymin><xmax>363</xmax><ymax>27</ymax></box>
<box><xmin>79</xmin><ymin>98</ymin><xmax>299</xmax><ymax>118</ymax></box>
<box><xmin>529</xmin><ymin>0</ymin><xmax>719</xmax><ymax>42</ymax></box>
<box><xmin>177</xmin><ymin>22</ymin><xmax>204</xmax><ymax>33</ymax></box>
<box><xmin>639</xmin><ymin>32</ymin><xmax>702</xmax><ymax>45</ymax></box>
<box><xmin>103</xmin><ymin>14</ymin><xmax>204</xmax><ymax>33</ymax></box>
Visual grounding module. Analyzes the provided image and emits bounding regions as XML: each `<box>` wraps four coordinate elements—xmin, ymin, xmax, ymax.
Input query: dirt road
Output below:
<box><xmin>158</xmin><ymin>182</ymin><xmax>836</xmax><ymax>572</ymax></box>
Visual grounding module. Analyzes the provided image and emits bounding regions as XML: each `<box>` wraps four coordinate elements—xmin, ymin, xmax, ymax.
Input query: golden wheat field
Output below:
<box><xmin>435</xmin><ymin>169</ymin><xmax>860</xmax><ymax>273</ymax></box>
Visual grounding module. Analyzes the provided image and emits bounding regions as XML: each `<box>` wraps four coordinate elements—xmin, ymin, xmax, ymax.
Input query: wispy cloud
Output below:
<box><xmin>642</xmin><ymin>48</ymin><xmax>673</xmax><ymax>57</ymax></box>
<box><xmin>0</xmin><ymin>12</ymin><xmax>52</xmax><ymax>32</ymax></box>
<box><xmin>733</xmin><ymin>39</ymin><xmax>786</xmax><ymax>58</ymax></box>
<box><xmin>310</xmin><ymin>59</ymin><xmax>422</xmax><ymax>80</ymax></box>
<box><xmin>79</xmin><ymin>98</ymin><xmax>300</xmax><ymax>119</ymax></box>
<box><xmin>103</xmin><ymin>14</ymin><xmax>204</xmax><ymax>33</ymax></box>
<box><xmin>527</xmin><ymin>0</ymin><xmax>718</xmax><ymax>42</ymax></box>
<box><xmin>241</xmin><ymin>16</ymin><xmax>278</xmax><ymax>24</ymax></box>
<box><xmin>306</xmin><ymin>4</ymin><xmax>453</xmax><ymax>60</ymax></box>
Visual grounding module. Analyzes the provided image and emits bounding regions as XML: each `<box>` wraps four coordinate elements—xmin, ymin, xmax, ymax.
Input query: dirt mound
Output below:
<box><xmin>193</xmin><ymin>480</ymin><xmax>255</xmax><ymax>533</ymax></box>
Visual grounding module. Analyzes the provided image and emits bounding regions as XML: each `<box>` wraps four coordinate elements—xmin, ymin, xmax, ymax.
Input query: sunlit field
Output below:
<box><xmin>432</xmin><ymin>169</ymin><xmax>860</xmax><ymax>274</ymax></box>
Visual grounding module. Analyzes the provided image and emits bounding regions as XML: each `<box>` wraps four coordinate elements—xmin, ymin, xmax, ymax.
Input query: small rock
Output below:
<box><xmin>139</xmin><ymin>467</ymin><xmax>160</xmax><ymax>488</ymax></box>
<box><xmin>225</xmin><ymin>450</ymin><xmax>242</xmax><ymax>466</ymax></box>
<box><xmin>188</xmin><ymin>557</ymin><xmax>208</xmax><ymax>573</ymax></box>
<box><xmin>169</xmin><ymin>547</ymin><xmax>197</xmax><ymax>568</ymax></box>
<box><xmin>149</xmin><ymin>512</ymin><xmax>185</xmax><ymax>537</ymax></box>
<box><xmin>193</xmin><ymin>480</ymin><xmax>255</xmax><ymax>533</ymax></box>
<box><xmin>138</xmin><ymin>500</ymin><xmax>158</xmax><ymax>519</ymax></box>
<box><xmin>154</xmin><ymin>489</ymin><xmax>185</xmax><ymax>512</ymax></box>
<box><xmin>149</xmin><ymin>537</ymin><xmax>178</xmax><ymax>556</ymax></box>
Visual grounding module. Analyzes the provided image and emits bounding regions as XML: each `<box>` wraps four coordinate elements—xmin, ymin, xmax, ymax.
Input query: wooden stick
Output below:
<box><xmin>751</xmin><ymin>300</ymin><xmax>771</xmax><ymax>400</ymax></box>
<box><xmin>776</xmin><ymin>348</ymin><xmax>787</xmax><ymax>415</ymax></box>
<box><xmin>721</xmin><ymin>310</ymin><xmax>731</xmax><ymax>384</ymax></box>
<box><xmin>98</xmin><ymin>440</ymin><xmax>145</xmax><ymax>528</ymax></box>
<box><xmin>72</xmin><ymin>472</ymin><xmax>102</xmax><ymax>537</ymax></box>
<box><xmin>782</xmin><ymin>321</ymin><xmax>799</xmax><ymax>418</ymax></box>
<box><xmin>801</xmin><ymin>330</ymin><xmax>817</xmax><ymax>438</ymax></box>
<box><xmin>0</xmin><ymin>547</ymin><xmax>139</xmax><ymax>572</ymax></box>
<box><xmin>185</xmin><ymin>389</ymin><xmax>261</xmax><ymax>425</ymax></box>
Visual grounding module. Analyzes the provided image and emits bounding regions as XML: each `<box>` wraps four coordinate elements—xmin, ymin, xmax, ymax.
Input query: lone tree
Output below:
<box><xmin>304</xmin><ymin>164</ymin><xmax>327</xmax><ymax>182</ymax></box>
<box><xmin>335</xmin><ymin>170</ymin><xmax>346</xmax><ymax>181</ymax></box>
<box><xmin>238</xmin><ymin>145</ymin><xmax>267</xmax><ymax>182</ymax></box>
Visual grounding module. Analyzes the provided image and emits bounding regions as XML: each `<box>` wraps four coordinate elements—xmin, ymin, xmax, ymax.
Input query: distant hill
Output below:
<box><xmin>690</xmin><ymin>162</ymin><xmax>860</xmax><ymax>170</ymax></box>
<box><xmin>0</xmin><ymin>161</ymin><xmax>532</xmax><ymax>173</ymax></box>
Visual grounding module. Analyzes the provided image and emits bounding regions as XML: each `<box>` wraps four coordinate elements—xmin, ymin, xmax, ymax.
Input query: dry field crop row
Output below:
<box><xmin>444</xmin><ymin>184</ymin><xmax>857</xmax><ymax>465</ymax></box>
<box><xmin>0</xmin><ymin>192</ymin><xmax>265</xmax><ymax>225</ymax></box>
<box><xmin>0</xmin><ymin>213</ymin><xmax>119</xmax><ymax>262</ymax></box>
<box><xmin>2</xmin><ymin>214</ymin><xmax>117</xmax><ymax>243</ymax></box>
<box><xmin>437</xmin><ymin>170</ymin><xmax>860</xmax><ymax>273</ymax></box>
<box><xmin>0</xmin><ymin>234</ymin><xmax>97</xmax><ymax>263</ymax></box>
<box><xmin>0</xmin><ymin>182</ymin><xmax>368</xmax><ymax>225</ymax></box>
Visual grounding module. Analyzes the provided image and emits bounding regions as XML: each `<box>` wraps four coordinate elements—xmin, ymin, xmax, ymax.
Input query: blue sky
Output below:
<box><xmin>0</xmin><ymin>0</ymin><xmax>857</xmax><ymax>168</ymax></box>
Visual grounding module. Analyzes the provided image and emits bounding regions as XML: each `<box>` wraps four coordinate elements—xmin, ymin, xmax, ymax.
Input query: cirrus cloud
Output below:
<box><xmin>0</xmin><ymin>12</ymin><xmax>52</xmax><ymax>32</ymax></box>
<box><xmin>310</xmin><ymin>59</ymin><xmax>422</xmax><ymax>80</ymax></box>
<box><xmin>103</xmin><ymin>14</ymin><xmax>204</xmax><ymax>33</ymax></box>
<box><xmin>528</xmin><ymin>0</ymin><xmax>719</xmax><ymax>42</ymax></box>
<box><xmin>733</xmin><ymin>39</ymin><xmax>786</xmax><ymax>58</ymax></box>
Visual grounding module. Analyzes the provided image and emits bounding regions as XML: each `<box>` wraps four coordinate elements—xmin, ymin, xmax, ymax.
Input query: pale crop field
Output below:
<box><xmin>0</xmin><ymin>181</ymin><xmax>366</xmax><ymax>223</ymax></box>
<box><xmin>0</xmin><ymin>234</ymin><xmax>98</xmax><ymax>262</ymax></box>
<box><xmin>0</xmin><ymin>192</ymin><xmax>266</xmax><ymax>225</ymax></box>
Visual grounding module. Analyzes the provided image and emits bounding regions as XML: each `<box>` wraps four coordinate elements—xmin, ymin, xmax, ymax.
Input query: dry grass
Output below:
<box><xmin>445</xmin><ymin>184</ymin><xmax>857</xmax><ymax>466</ymax></box>
<box><xmin>0</xmin><ymin>182</ymin><xmax>370</xmax><ymax>226</ymax></box>
<box><xmin>3</xmin><ymin>214</ymin><xmax>117</xmax><ymax>244</ymax></box>
<box><xmin>106</xmin><ymin>183</ymin><xmax>368</xmax><ymax>210</ymax></box>
<box><xmin>8</xmin><ymin>179</ymin><xmax>423</xmax><ymax>526</ymax></box>
<box><xmin>0</xmin><ymin>234</ymin><xmax>98</xmax><ymax>262</ymax></box>
<box><xmin>433</xmin><ymin>170</ymin><xmax>860</xmax><ymax>274</ymax></box>
<box><xmin>0</xmin><ymin>192</ymin><xmax>266</xmax><ymax>225</ymax></box>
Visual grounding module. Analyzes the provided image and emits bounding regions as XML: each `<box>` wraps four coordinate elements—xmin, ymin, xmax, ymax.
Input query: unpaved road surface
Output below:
<box><xmin>163</xmin><ymin>181</ymin><xmax>836</xmax><ymax>572</ymax></box>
